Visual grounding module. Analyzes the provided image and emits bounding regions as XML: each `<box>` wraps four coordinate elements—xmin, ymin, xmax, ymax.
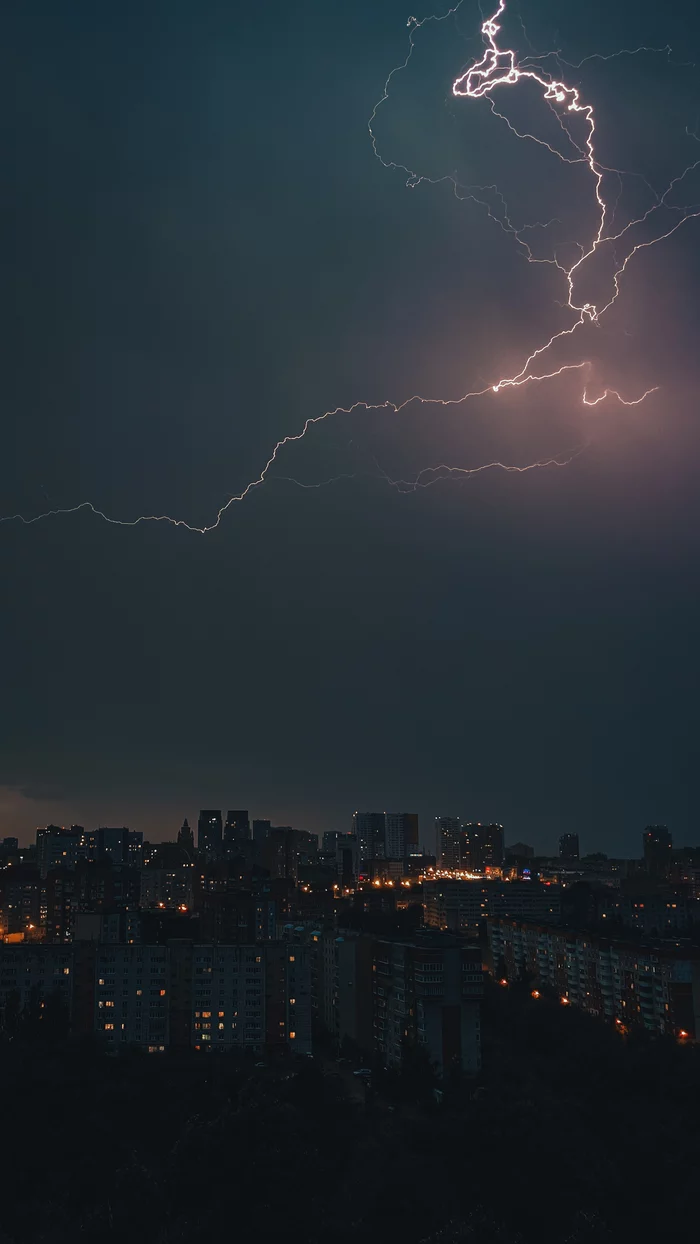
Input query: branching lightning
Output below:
<box><xmin>3</xmin><ymin>0</ymin><xmax>698</xmax><ymax>534</ymax></box>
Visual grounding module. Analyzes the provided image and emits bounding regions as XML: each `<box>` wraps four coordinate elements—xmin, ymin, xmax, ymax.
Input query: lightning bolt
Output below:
<box><xmin>3</xmin><ymin>1</ymin><xmax>697</xmax><ymax>533</ymax></box>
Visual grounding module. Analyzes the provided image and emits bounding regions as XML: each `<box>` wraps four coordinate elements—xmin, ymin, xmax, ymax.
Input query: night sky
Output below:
<box><xmin>3</xmin><ymin>0</ymin><xmax>700</xmax><ymax>854</ymax></box>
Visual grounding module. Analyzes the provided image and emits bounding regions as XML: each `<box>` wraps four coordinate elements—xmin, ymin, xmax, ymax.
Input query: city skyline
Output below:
<box><xmin>1</xmin><ymin>802</ymin><xmax>688</xmax><ymax>864</ymax></box>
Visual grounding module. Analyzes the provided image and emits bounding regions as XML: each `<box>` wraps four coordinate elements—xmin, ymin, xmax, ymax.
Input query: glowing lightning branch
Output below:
<box><xmin>3</xmin><ymin>1</ymin><xmax>697</xmax><ymax>534</ymax></box>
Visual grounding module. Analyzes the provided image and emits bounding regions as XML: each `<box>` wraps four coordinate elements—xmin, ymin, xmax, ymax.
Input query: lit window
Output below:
<box><xmin>289</xmin><ymin>1031</ymin><xmax>296</xmax><ymax>1039</ymax></box>
<box><xmin>136</xmin><ymin>989</ymin><xmax>142</xmax><ymax>996</ymax></box>
<box><xmin>160</xmin><ymin>989</ymin><xmax>166</xmax><ymax>997</ymax></box>
<box><xmin>104</xmin><ymin>1023</ymin><xmax>115</xmax><ymax>1031</ymax></box>
<box><xmin>202</xmin><ymin>1010</ymin><xmax>211</xmax><ymax>1018</ymax></box>
<box><xmin>289</xmin><ymin>998</ymin><xmax>296</xmax><ymax>1005</ymax></box>
<box><xmin>255</xmin><ymin>956</ymin><xmax>261</xmax><ymax>963</ymax></box>
<box><xmin>195</xmin><ymin>1011</ymin><xmax>201</xmax><ymax>1018</ymax></box>
<box><xmin>218</xmin><ymin>1023</ymin><xmax>225</xmax><ymax>1030</ymax></box>
<box><xmin>289</xmin><ymin>956</ymin><xmax>295</xmax><ymax>963</ymax></box>
<box><xmin>63</xmin><ymin>967</ymin><xmax>70</xmax><ymax>975</ymax></box>
<box><xmin>105</xmin><ymin>1000</ymin><xmax>114</xmax><ymax>1008</ymax></box>
<box><xmin>98</xmin><ymin>978</ymin><xmax>105</xmax><ymax>986</ymax></box>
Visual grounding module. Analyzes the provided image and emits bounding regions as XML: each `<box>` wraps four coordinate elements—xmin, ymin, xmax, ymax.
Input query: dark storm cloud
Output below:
<box><xmin>2</xmin><ymin>0</ymin><xmax>700</xmax><ymax>850</ymax></box>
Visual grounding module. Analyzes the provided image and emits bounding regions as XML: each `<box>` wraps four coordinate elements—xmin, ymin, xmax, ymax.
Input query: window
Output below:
<box><xmin>289</xmin><ymin>955</ymin><xmax>295</xmax><ymax>962</ymax></box>
<box><xmin>136</xmin><ymin>989</ymin><xmax>142</xmax><ymax>996</ymax></box>
<box><xmin>289</xmin><ymin>1031</ymin><xmax>296</xmax><ymax>1039</ymax></box>
<box><xmin>218</xmin><ymin>1023</ymin><xmax>225</xmax><ymax>1030</ymax></box>
<box><xmin>289</xmin><ymin>998</ymin><xmax>296</xmax><ymax>1005</ymax></box>
<box><xmin>218</xmin><ymin>1011</ymin><xmax>225</xmax><ymax>1017</ymax></box>
<box><xmin>63</xmin><ymin>967</ymin><xmax>70</xmax><ymax>975</ymax></box>
<box><xmin>159</xmin><ymin>989</ymin><xmax>166</xmax><ymax>997</ymax></box>
<box><xmin>202</xmin><ymin>1010</ymin><xmax>211</xmax><ymax>1018</ymax></box>
<box><xmin>104</xmin><ymin>1023</ymin><xmax>115</xmax><ymax>1031</ymax></box>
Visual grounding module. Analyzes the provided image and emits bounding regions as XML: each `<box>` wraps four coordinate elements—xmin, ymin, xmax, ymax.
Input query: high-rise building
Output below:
<box><xmin>643</xmin><ymin>826</ymin><xmax>673</xmax><ymax>877</ymax></box>
<box><xmin>198</xmin><ymin>811</ymin><xmax>223</xmax><ymax>860</ymax></box>
<box><xmin>559</xmin><ymin>833</ymin><xmax>580</xmax><ymax>861</ymax></box>
<box><xmin>252</xmin><ymin>819</ymin><xmax>271</xmax><ymax>845</ymax></box>
<box><xmin>461</xmin><ymin>824</ymin><xmax>504</xmax><ymax>872</ymax></box>
<box><xmin>353</xmin><ymin>813</ymin><xmax>386</xmax><ymax>862</ymax></box>
<box><xmin>0</xmin><ymin>863</ymin><xmax>41</xmax><ymax>935</ymax></box>
<box><xmin>262</xmin><ymin>829</ymin><xmax>298</xmax><ymax>881</ymax></box>
<box><xmin>36</xmin><ymin>825</ymin><xmax>83</xmax><ymax>878</ymax></box>
<box><xmin>336</xmin><ymin>835</ymin><xmax>358</xmax><ymax>885</ymax></box>
<box><xmin>385</xmin><ymin>813</ymin><xmax>419</xmax><ymax>859</ymax></box>
<box><xmin>93</xmin><ymin>828</ymin><xmax>143</xmax><ymax>867</ymax></box>
<box><xmin>224</xmin><ymin>811</ymin><xmax>250</xmax><ymax>851</ymax></box>
<box><xmin>311</xmin><ymin>929</ymin><xmax>373</xmax><ymax>1052</ymax></box>
<box><xmin>488</xmin><ymin>917</ymin><xmax>699</xmax><ymax>1040</ymax></box>
<box><xmin>373</xmin><ymin>932</ymin><xmax>483</xmax><ymax>1076</ymax></box>
<box><xmin>435</xmin><ymin>817</ymin><xmax>462</xmax><ymax>868</ymax></box>
<box><xmin>423</xmin><ymin>879</ymin><xmax>561</xmax><ymax>932</ymax></box>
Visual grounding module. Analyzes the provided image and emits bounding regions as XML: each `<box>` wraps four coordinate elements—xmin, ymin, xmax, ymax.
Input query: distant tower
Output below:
<box><xmin>559</xmin><ymin>833</ymin><xmax>580</xmax><ymax>862</ymax></box>
<box><xmin>462</xmin><ymin>824</ymin><xmax>505</xmax><ymax>871</ymax></box>
<box><xmin>224</xmin><ymin>810</ymin><xmax>251</xmax><ymax>852</ymax></box>
<box><xmin>385</xmin><ymin>813</ymin><xmax>419</xmax><ymax>859</ymax></box>
<box><xmin>198</xmin><ymin>810</ymin><xmax>223</xmax><ymax>860</ymax></box>
<box><xmin>352</xmin><ymin>813</ymin><xmax>386</xmax><ymax>862</ymax></box>
<box><xmin>252</xmin><ymin>819</ymin><xmax>271</xmax><ymax>845</ymax></box>
<box><xmin>178</xmin><ymin>818</ymin><xmax>195</xmax><ymax>854</ymax></box>
<box><xmin>643</xmin><ymin>826</ymin><xmax>672</xmax><ymax>878</ymax></box>
<box><xmin>435</xmin><ymin>817</ymin><xmax>461</xmax><ymax>868</ymax></box>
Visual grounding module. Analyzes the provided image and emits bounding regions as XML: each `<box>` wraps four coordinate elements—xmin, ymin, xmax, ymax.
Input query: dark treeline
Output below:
<box><xmin>1</xmin><ymin>982</ymin><xmax>699</xmax><ymax>1243</ymax></box>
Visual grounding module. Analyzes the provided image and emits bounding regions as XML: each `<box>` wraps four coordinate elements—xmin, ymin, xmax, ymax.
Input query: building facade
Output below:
<box><xmin>0</xmin><ymin>940</ymin><xmax>312</xmax><ymax>1055</ymax></box>
<box><xmin>423</xmin><ymin>880</ymin><xmax>561</xmax><ymax>932</ymax></box>
<box><xmin>373</xmin><ymin>932</ymin><xmax>483</xmax><ymax>1076</ymax></box>
<box><xmin>487</xmin><ymin>917</ymin><xmax>700</xmax><ymax>1039</ymax></box>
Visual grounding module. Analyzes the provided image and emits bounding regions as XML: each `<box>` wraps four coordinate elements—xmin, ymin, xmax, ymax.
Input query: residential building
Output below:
<box><xmin>385</xmin><ymin>813</ymin><xmax>419</xmax><ymax>859</ymax></box>
<box><xmin>198</xmin><ymin>811</ymin><xmax>223</xmax><ymax>860</ymax></box>
<box><xmin>435</xmin><ymin>817</ymin><xmax>461</xmax><ymax>868</ymax></box>
<box><xmin>312</xmin><ymin>928</ymin><xmax>373</xmax><ymax>1052</ymax></box>
<box><xmin>373</xmin><ymin>931</ymin><xmax>483</xmax><ymax>1076</ymax></box>
<box><xmin>461</xmin><ymin>824</ymin><xmax>505</xmax><ymax>871</ymax></box>
<box><xmin>487</xmin><ymin>917</ymin><xmax>700</xmax><ymax>1039</ymax></box>
<box><xmin>336</xmin><ymin>835</ymin><xmax>358</xmax><ymax>885</ymax></box>
<box><xmin>559</xmin><ymin>833</ymin><xmax>580</xmax><ymax>861</ymax></box>
<box><xmin>252</xmin><ymin>819</ymin><xmax>271</xmax><ymax>845</ymax></box>
<box><xmin>423</xmin><ymin>879</ymin><xmax>561</xmax><ymax>932</ymax></box>
<box><xmin>224</xmin><ymin>811</ymin><xmax>250</xmax><ymax>852</ymax></box>
<box><xmin>353</xmin><ymin>813</ymin><xmax>386</xmax><ymax>863</ymax></box>
<box><xmin>0</xmin><ymin>939</ymin><xmax>312</xmax><ymax>1055</ymax></box>
<box><xmin>644</xmin><ymin>826</ymin><xmax>673</xmax><ymax>878</ymax></box>
<box><xmin>0</xmin><ymin>864</ymin><xmax>41</xmax><ymax>935</ymax></box>
<box><xmin>36</xmin><ymin>826</ymin><xmax>83</xmax><ymax>878</ymax></box>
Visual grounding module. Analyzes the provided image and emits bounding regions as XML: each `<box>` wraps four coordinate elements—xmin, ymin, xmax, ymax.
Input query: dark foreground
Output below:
<box><xmin>1</xmin><ymin>983</ymin><xmax>699</xmax><ymax>1243</ymax></box>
